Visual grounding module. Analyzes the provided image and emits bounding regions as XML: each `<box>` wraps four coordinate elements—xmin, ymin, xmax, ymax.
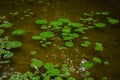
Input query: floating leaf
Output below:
<box><xmin>58</xmin><ymin>18</ymin><xmax>70</xmax><ymax>23</ymax></box>
<box><xmin>32</xmin><ymin>35</ymin><xmax>41</xmax><ymax>40</ymax></box>
<box><xmin>101</xmin><ymin>12</ymin><xmax>109</xmax><ymax>15</ymax></box>
<box><xmin>0</xmin><ymin>29</ymin><xmax>4</xmax><ymax>35</ymax></box>
<box><xmin>44</xmin><ymin>62</ymin><xmax>54</xmax><ymax>70</ymax></box>
<box><xmin>62</xmin><ymin>26</ymin><xmax>72</xmax><ymax>33</ymax></box>
<box><xmin>0</xmin><ymin>22</ymin><xmax>13</xmax><ymax>28</ymax></box>
<box><xmin>50</xmin><ymin>21</ymin><xmax>63</xmax><ymax>27</ymax></box>
<box><xmin>55</xmin><ymin>77</ymin><xmax>63</xmax><ymax>80</ymax></box>
<box><xmin>82</xmin><ymin>61</ymin><xmax>94</xmax><ymax>69</ymax></box>
<box><xmin>65</xmin><ymin>41</ymin><xmax>74</xmax><ymax>47</ymax></box>
<box><xmin>93</xmin><ymin>23</ymin><xmax>106</xmax><ymax>28</ymax></box>
<box><xmin>12</xmin><ymin>29</ymin><xmax>26</xmax><ymax>35</ymax></box>
<box><xmin>95</xmin><ymin>42</ymin><xmax>103</xmax><ymax>51</ymax></box>
<box><xmin>30</xmin><ymin>58</ymin><xmax>43</xmax><ymax>68</ymax></box>
<box><xmin>7</xmin><ymin>41</ymin><xmax>22</xmax><ymax>48</ymax></box>
<box><xmin>68</xmin><ymin>22</ymin><xmax>83</xmax><ymax>27</ymax></box>
<box><xmin>92</xmin><ymin>57</ymin><xmax>102</xmax><ymax>63</ymax></box>
<box><xmin>39</xmin><ymin>31</ymin><xmax>55</xmax><ymax>39</ymax></box>
<box><xmin>35</xmin><ymin>19</ymin><xmax>47</xmax><ymax>25</ymax></box>
<box><xmin>47</xmin><ymin>69</ymin><xmax>61</xmax><ymax>76</ymax></box>
<box><xmin>107</xmin><ymin>17</ymin><xmax>119</xmax><ymax>24</ymax></box>
<box><xmin>104</xmin><ymin>61</ymin><xmax>109</xmax><ymax>65</ymax></box>
<box><xmin>81</xmin><ymin>41</ymin><xmax>91</xmax><ymax>47</ymax></box>
<box><xmin>85</xmin><ymin>71</ymin><xmax>91</xmax><ymax>77</ymax></box>
<box><xmin>31</xmin><ymin>51</ymin><xmax>37</xmax><ymax>55</ymax></box>
<box><xmin>67</xmin><ymin>77</ymin><xmax>76</xmax><ymax>80</ymax></box>
<box><xmin>3</xmin><ymin>51</ymin><xmax>14</xmax><ymax>59</ymax></box>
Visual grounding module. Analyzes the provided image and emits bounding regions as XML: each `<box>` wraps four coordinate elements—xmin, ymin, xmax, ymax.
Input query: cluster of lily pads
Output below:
<box><xmin>0</xmin><ymin>21</ymin><xmax>23</xmax><ymax>64</ymax></box>
<box><xmin>81</xmin><ymin>56</ymin><xmax>109</xmax><ymax>80</ymax></box>
<box><xmin>33</xmin><ymin>11</ymin><xmax>119</xmax><ymax>48</ymax></box>
<box><xmin>9</xmin><ymin>58</ymin><xmax>76</xmax><ymax>80</ymax></box>
<box><xmin>9</xmin><ymin>9</ymin><xmax>34</xmax><ymax>20</ymax></box>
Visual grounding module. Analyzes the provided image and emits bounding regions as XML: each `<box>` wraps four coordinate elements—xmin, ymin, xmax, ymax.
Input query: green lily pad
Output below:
<box><xmin>44</xmin><ymin>62</ymin><xmax>54</xmax><ymax>70</ymax></box>
<box><xmin>65</xmin><ymin>41</ymin><xmax>74</xmax><ymax>47</ymax></box>
<box><xmin>107</xmin><ymin>17</ymin><xmax>119</xmax><ymax>24</ymax></box>
<box><xmin>93</xmin><ymin>23</ymin><xmax>106</xmax><ymax>28</ymax></box>
<box><xmin>39</xmin><ymin>31</ymin><xmax>55</xmax><ymax>39</ymax></box>
<box><xmin>32</xmin><ymin>35</ymin><xmax>41</xmax><ymax>40</ymax></box>
<box><xmin>67</xmin><ymin>77</ymin><xmax>76</xmax><ymax>80</ymax></box>
<box><xmin>81</xmin><ymin>41</ymin><xmax>91</xmax><ymax>47</ymax></box>
<box><xmin>0</xmin><ymin>22</ymin><xmax>13</xmax><ymax>28</ymax></box>
<box><xmin>95</xmin><ymin>42</ymin><xmax>103</xmax><ymax>51</ymax></box>
<box><xmin>35</xmin><ymin>19</ymin><xmax>47</xmax><ymax>25</ymax></box>
<box><xmin>12</xmin><ymin>29</ymin><xmax>26</xmax><ymax>35</ymax></box>
<box><xmin>92</xmin><ymin>57</ymin><xmax>102</xmax><ymax>63</ymax></box>
<box><xmin>0</xmin><ymin>29</ymin><xmax>4</xmax><ymax>35</ymax></box>
<box><xmin>7</xmin><ymin>41</ymin><xmax>22</xmax><ymax>48</ymax></box>
<box><xmin>58</xmin><ymin>18</ymin><xmax>70</xmax><ymax>23</ymax></box>
<box><xmin>3</xmin><ymin>51</ymin><xmax>14</xmax><ymax>59</ymax></box>
<box><xmin>62</xmin><ymin>26</ymin><xmax>72</xmax><ymax>33</ymax></box>
<box><xmin>82</xmin><ymin>61</ymin><xmax>94</xmax><ymax>69</ymax></box>
<box><xmin>30</xmin><ymin>58</ymin><xmax>43</xmax><ymax>68</ymax></box>
<box><xmin>104</xmin><ymin>61</ymin><xmax>109</xmax><ymax>65</ymax></box>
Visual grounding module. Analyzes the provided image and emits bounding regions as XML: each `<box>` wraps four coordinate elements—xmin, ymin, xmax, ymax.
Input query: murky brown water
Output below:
<box><xmin>0</xmin><ymin>0</ymin><xmax>120</xmax><ymax>80</ymax></box>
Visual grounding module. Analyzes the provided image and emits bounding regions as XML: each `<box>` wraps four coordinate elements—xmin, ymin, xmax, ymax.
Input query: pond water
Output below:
<box><xmin>0</xmin><ymin>0</ymin><xmax>120</xmax><ymax>80</ymax></box>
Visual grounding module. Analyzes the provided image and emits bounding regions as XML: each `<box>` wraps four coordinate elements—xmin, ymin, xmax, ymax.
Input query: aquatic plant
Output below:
<box><xmin>7</xmin><ymin>41</ymin><xmax>22</xmax><ymax>48</ymax></box>
<box><xmin>9</xmin><ymin>11</ymin><xmax>19</xmax><ymax>16</ymax></box>
<box><xmin>74</xmin><ymin>27</ymin><xmax>86</xmax><ymax>33</ymax></box>
<box><xmin>85</xmin><ymin>71</ymin><xmax>91</xmax><ymax>77</ymax></box>
<box><xmin>35</xmin><ymin>19</ymin><xmax>47</xmax><ymax>25</ymax></box>
<box><xmin>92</xmin><ymin>57</ymin><xmax>102</xmax><ymax>63</ymax></box>
<box><xmin>93</xmin><ymin>22</ymin><xmax>106</xmax><ymax>28</ymax></box>
<box><xmin>39</xmin><ymin>31</ymin><xmax>55</xmax><ymax>39</ymax></box>
<box><xmin>62</xmin><ymin>26</ymin><xmax>72</xmax><ymax>33</ymax></box>
<box><xmin>94</xmin><ymin>42</ymin><xmax>103</xmax><ymax>51</ymax></box>
<box><xmin>32</xmin><ymin>35</ymin><xmax>41</xmax><ymax>40</ymax></box>
<box><xmin>65</xmin><ymin>41</ymin><xmax>74</xmax><ymax>47</ymax></box>
<box><xmin>81</xmin><ymin>41</ymin><xmax>91</xmax><ymax>47</ymax></box>
<box><xmin>83</xmin><ymin>11</ymin><xmax>94</xmax><ymax>16</ymax></box>
<box><xmin>84</xmin><ymin>77</ymin><xmax>94</xmax><ymax>80</ymax></box>
<box><xmin>30</xmin><ymin>58</ymin><xmax>43</xmax><ymax>69</ymax></box>
<box><xmin>44</xmin><ymin>62</ymin><xmax>54</xmax><ymax>70</ymax></box>
<box><xmin>0</xmin><ymin>29</ymin><xmax>4</xmax><ymax>36</ymax></box>
<box><xmin>0</xmin><ymin>22</ymin><xmax>13</xmax><ymax>28</ymax></box>
<box><xmin>101</xmin><ymin>12</ymin><xmax>109</xmax><ymax>15</ymax></box>
<box><xmin>0</xmin><ymin>36</ymin><xmax>22</xmax><ymax>64</ymax></box>
<box><xmin>31</xmin><ymin>51</ymin><xmax>37</xmax><ymax>55</ymax></box>
<box><xmin>11</xmin><ymin>29</ymin><xmax>26</xmax><ymax>35</ymax></box>
<box><xmin>68</xmin><ymin>22</ymin><xmax>83</xmax><ymax>27</ymax></box>
<box><xmin>58</xmin><ymin>18</ymin><xmax>70</xmax><ymax>23</ymax></box>
<box><xmin>50</xmin><ymin>21</ymin><xmax>63</xmax><ymax>27</ymax></box>
<box><xmin>107</xmin><ymin>17</ymin><xmax>119</xmax><ymax>24</ymax></box>
<box><xmin>82</xmin><ymin>61</ymin><xmax>94</xmax><ymax>69</ymax></box>
<box><xmin>103</xmin><ymin>61</ymin><xmax>109</xmax><ymax>65</ymax></box>
<box><xmin>80</xmin><ymin>17</ymin><xmax>93</xmax><ymax>22</ymax></box>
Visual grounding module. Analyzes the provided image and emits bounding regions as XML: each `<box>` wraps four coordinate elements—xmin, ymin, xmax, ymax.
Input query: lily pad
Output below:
<box><xmin>107</xmin><ymin>17</ymin><xmax>119</xmax><ymax>24</ymax></box>
<box><xmin>39</xmin><ymin>31</ymin><xmax>55</xmax><ymax>39</ymax></box>
<box><xmin>65</xmin><ymin>41</ymin><xmax>74</xmax><ymax>47</ymax></box>
<box><xmin>81</xmin><ymin>41</ymin><xmax>91</xmax><ymax>47</ymax></box>
<box><xmin>58</xmin><ymin>18</ymin><xmax>70</xmax><ymax>23</ymax></box>
<box><xmin>44</xmin><ymin>62</ymin><xmax>54</xmax><ymax>70</ymax></box>
<box><xmin>93</xmin><ymin>23</ymin><xmax>106</xmax><ymax>28</ymax></box>
<box><xmin>95</xmin><ymin>42</ymin><xmax>103</xmax><ymax>51</ymax></box>
<box><xmin>0</xmin><ymin>22</ymin><xmax>13</xmax><ymax>28</ymax></box>
<box><xmin>82</xmin><ymin>61</ymin><xmax>94</xmax><ymax>69</ymax></box>
<box><xmin>35</xmin><ymin>19</ymin><xmax>47</xmax><ymax>25</ymax></box>
<box><xmin>7</xmin><ymin>41</ymin><xmax>22</xmax><ymax>48</ymax></box>
<box><xmin>92</xmin><ymin>57</ymin><xmax>102</xmax><ymax>63</ymax></box>
<box><xmin>0</xmin><ymin>29</ymin><xmax>4</xmax><ymax>35</ymax></box>
<box><xmin>30</xmin><ymin>58</ymin><xmax>43</xmax><ymax>68</ymax></box>
<box><xmin>12</xmin><ymin>29</ymin><xmax>26</xmax><ymax>35</ymax></box>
